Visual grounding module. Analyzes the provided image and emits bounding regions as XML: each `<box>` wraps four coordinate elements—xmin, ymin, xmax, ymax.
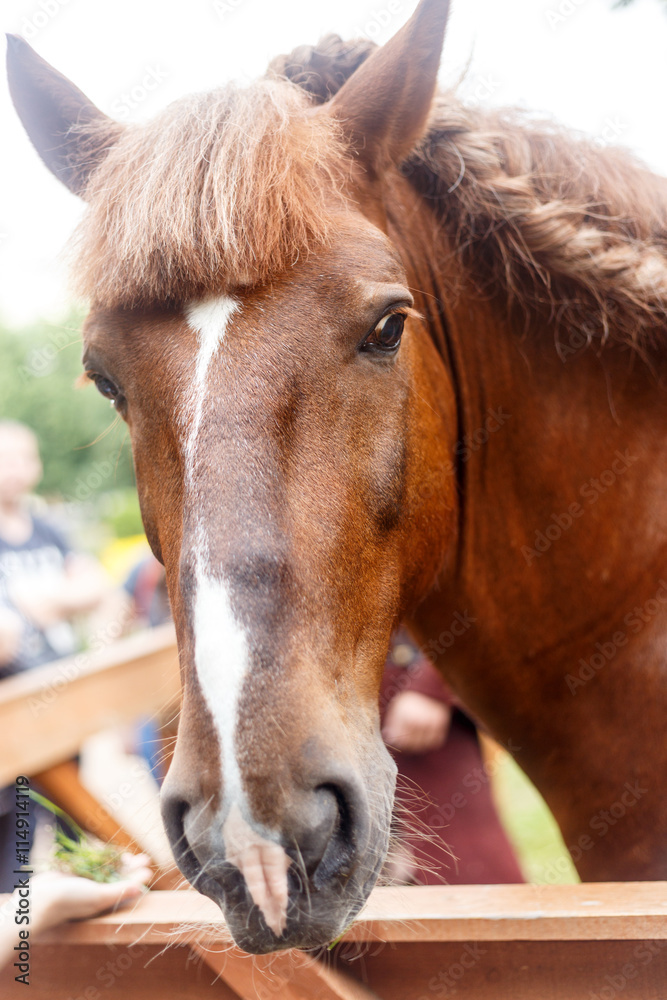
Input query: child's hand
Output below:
<box><xmin>382</xmin><ymin>691</ymin><xmax>452</xmax><ymax>754</ymax></box>
<box><xmin>29</xmin><ymin>853</ymin><xmax>152</xmax><ymax>933</ymax></box>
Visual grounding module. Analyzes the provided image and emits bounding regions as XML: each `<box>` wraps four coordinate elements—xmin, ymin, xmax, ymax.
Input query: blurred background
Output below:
<box><xmin>0</xmin><ymin>0</ymin><xmax>665</xmax><ymax>889</ymax></box>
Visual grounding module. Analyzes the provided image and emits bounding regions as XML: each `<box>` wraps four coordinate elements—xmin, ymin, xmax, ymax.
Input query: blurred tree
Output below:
<box><xmin>0</xmin><ymin>314</ymin><xmax>135</xmax><ymax>499</ymax></box>
<box><xmin>614</xmin><ymin>0</ymin><xmax>666</xmax><ymax>6</ymax></box>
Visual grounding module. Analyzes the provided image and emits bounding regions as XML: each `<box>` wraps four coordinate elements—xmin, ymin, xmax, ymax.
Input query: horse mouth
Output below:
<box><xmin>162</xmin><ymin>794</ymin><xmax>384</xmax><ymax>953</ymax></box>
<box><xmin>204</xmin><ymin>862</ymin><xmax>370</xmax><ymax>954</ymax></box>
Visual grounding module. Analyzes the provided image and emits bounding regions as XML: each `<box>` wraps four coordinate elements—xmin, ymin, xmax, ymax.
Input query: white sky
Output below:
<box><xmin>1</xmin><ymin>0</ymin><xmax>666</xmax><ymax>326</ymax></box>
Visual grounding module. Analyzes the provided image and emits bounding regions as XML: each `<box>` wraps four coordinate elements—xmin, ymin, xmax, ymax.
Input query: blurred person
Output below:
<box><xmin>123</xmin><ymin>554</ymin><xmax>170</xmax><ymax>632</ymax></box>
<box><xmin>381</xmin><ymin>630</ymin><xmax>523</xmax><ymax>885</ymax></box>
<box><xmin>117</xmin><ymin>553</ymin><xmax>172</xmax><ymax>783</ymax></box>
<box><xmin>0</xmin><ymin>421</ymin><xmax>108</xmax><ymax>677</ymax></box>
<box><xmin>0</xmin><ymin>421</ymin><xmax>110</xmax><ymax>891</ymax></box>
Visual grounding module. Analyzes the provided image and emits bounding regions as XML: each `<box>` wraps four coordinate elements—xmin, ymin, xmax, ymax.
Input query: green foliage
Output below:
<box><xmin>29</xmin><ymin>790</ymin><xmax>124</xmax><ymax>882</ymax></box>
<box><xmin>492</xmin><ymin>751</ymin><xmax>579</xmax><ymax>884</ymax></box>
<box><xmin>0</xmin><ymin>313</ymin><xmax>135</xmax><ymax>499</ymax></box>
<box><xmin>53</xmin><ymin>830</ymin><xmax>124</xmax><ymax>882</ymax></box>
<box><xmin>98</xmin><ymin>488</ymin><xmax>145</xmax><ymax>539</ymax></box>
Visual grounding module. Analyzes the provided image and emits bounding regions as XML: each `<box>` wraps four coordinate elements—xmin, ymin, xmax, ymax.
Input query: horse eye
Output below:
<box><xmin>88</xmin><ymin>372</ymin><xmax>121</xmax><ymax>406</ymax></box>
<box><xmin>362</xmin><ymin>312</ymin><xmax>406</xmax><ymax>353</ymax></box>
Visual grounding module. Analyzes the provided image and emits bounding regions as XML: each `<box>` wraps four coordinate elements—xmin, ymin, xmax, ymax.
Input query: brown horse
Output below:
<box><xmin>7</xmin><ymin>0</ymin><xmax>667</xmax><ymax>954</ymax></box>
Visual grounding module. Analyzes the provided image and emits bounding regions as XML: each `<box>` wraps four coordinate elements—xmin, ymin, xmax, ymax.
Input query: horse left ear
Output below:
<box><xmin>327</xmin><ymin>0</ymin><xmax>451</xmax><ymax>172</ymax></box>
<box><xmin>6</xmin><ymin>34</ymin><xmax>120</xmax><ymax>197</ymax></box>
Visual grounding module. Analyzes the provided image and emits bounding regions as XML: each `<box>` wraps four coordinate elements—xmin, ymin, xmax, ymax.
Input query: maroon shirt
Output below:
<box><xmin>381</xmin><ymin>629</ymin><xmax>524</xmax><ymax>885</ymax></box>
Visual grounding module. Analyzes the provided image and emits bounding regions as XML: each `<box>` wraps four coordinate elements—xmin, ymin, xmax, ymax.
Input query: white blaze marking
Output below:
<box><xmin>192</xmin><ymin>575</ymin><xmax>248</xmax><ymax>803</ymax></box>
<box><xmin>185</xmin><ymin>294</ymin><xmax>291</xmax><ymax>934</ymax></box>
<box><xmin>184</xmin><ymin>294</ymin><xmax>239</xmax><ymax>466</ymax></box>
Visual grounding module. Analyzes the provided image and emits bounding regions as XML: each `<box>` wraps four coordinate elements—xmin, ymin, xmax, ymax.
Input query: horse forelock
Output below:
<box><xmin>68</xmin><ymin>78</ymin><xmax>352</xmax><ymax>309</ymax></box>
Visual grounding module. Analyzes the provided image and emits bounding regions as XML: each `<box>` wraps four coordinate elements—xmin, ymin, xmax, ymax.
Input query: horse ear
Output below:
<box><xmin>328</xmin><ymin>0</ymin><xmax>451</xmax><ymax>172</ymax></box>
<box><xmin>6</xmin><ymin>34</ymin><xmax>120</xmax><ymax>197</ymax></box>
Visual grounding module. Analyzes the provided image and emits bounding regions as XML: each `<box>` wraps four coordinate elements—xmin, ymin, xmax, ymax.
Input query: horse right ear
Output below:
<box><xmin>327</xmin><ymin>0</ymin><xmax>450</xmax><ymax>174</ymax></box>
<box><xmin>6</xmin><ymin>34</ymin><xmax>121</xmax><ymax>197</ymax></box>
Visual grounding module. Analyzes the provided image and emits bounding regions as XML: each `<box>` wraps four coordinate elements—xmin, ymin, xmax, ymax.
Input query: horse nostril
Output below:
<box><xmin>160</xmin><ymin>793</ymin><xmax>203</xmax><ymax>887</ymax></box>
<box><xmin>307</xmin><ymin>781</ymin><xmax>356</xmax><ymax>888</ymax></box>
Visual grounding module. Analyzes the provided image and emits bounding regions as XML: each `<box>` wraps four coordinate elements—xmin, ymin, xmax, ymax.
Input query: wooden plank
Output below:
<box><xmin>342</xmin><ymin>882</ymin><xmax>667</xmax><ymax>944</ymax></box>
<box><xmin>2</xmin><ymin>886</ymin><xmax>666</xmax><ymax>999</ymax></box>
<box><xmin>2</xmin><ymin>939</ymin><xmax>665</xmax><ymax>1000</ymax></box>
<box><xmin>0</xmin><ymin>624</ymin><xmax>179</xmax><ymax>785</ymax></box>
<box><xmin>0</xmin><ymin>943</ymin><xmax>241</xmax><ymax>1000</ymax></box>
<box><xmin>27</xmin><ymin>884</ymin><xmax>667</xmax><ymax>948</ymax></box>
<box><xmin>194</xmin><ymin>943</ymin><xmax>381</xmax><ymax>1000</ymax></box>
<box><xmin>337</xmin><ymin>940</ymin><xmax>667</xmax><ymax>1000</ymax></box>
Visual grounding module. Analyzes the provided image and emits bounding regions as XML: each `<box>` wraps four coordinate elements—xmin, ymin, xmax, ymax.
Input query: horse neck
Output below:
<box><xmin>392</xmin><ymin>183</ymin><xmax>667</xmax><ymax>730</ymax></box>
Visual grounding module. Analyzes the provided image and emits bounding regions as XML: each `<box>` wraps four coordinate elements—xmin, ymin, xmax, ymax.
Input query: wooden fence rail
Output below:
<box><xmin>0</xmin><ymin>623</ymin><xmax>179</xmax><ymax>787</ymax></box>
<box><xmin>2</xmin><ymin>883</ymin><xmax>667</xmax><ymax>999</ymax></box>
<box><xmin>0</xmin><ymin>624</ymin><xmax>180</xmax><ymax>873</ymax></box>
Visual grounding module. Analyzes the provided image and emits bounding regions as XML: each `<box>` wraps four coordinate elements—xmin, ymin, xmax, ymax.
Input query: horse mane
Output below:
<box><xmin>69</xmin><ymin>79</ymin><xmax>350</xmax><ymax>307</ymax></box>
<box><xmin>72</xmin><ymin>32</ymin><xmax>667</xmax><ymax>353</ymax></box>
<box><xmin>408</xmin><ymin>103</ymin><xmax>667</xmax><ymax>351</ymax></box>
<box><xmin>275</xmin><ymin>35</ymin><xmax>667</xmax><ymax>353</ymax></box>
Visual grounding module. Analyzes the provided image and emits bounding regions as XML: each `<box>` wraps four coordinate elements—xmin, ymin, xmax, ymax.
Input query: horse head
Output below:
<box><xmin>7</xmin><ymin>0</ymin><xmax>456</xmax><ymax>952</ymax></box>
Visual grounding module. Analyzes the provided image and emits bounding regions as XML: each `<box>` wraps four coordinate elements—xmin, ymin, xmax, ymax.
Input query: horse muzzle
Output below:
<box><xmin>160</xmin><ymin>763</ymin><xmax>394</xmax><ymax>953</ymax></box>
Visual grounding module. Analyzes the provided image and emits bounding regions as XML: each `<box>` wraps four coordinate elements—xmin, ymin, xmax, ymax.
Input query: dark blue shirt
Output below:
<box><xmin>0</xmin><ymin>516</ymin><xmax>77</xmax><ymax>676</ymax></box>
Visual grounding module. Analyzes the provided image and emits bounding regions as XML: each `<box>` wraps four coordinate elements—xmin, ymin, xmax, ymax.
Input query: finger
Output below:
<box><xmin>124</xmin><ymin>867</ymin><xmax>153</xmax><ymax>887</ymax></box>
<box><xmin>90</xmin><ymin>880</ymin><xmax>144</xmax><ymax>914</ymax></box>
<box><xmin>120</xmin><ymin>852</ymin><xmax>152</xmax><ymax>871</ymax></box>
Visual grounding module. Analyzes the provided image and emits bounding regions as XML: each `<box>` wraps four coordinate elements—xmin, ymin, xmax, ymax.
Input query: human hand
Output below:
<box><xmin>28</xmin><ymin>853</ymin><xmax>152</xmax><ymax>933</ymax></box>
<box><xmin>8</xmin><ymin>575</ymin><xmax>66</xmax><ymax>629</ymax></box>
<box><xmin>382</xmin><ymin>691</ymin><xmax>452</xmax><ymax>754</ymax></box>
<box><xmin>9</xmin><ymin>559</ymin><xmax>109</xmax><ymax>629</ymax></box>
